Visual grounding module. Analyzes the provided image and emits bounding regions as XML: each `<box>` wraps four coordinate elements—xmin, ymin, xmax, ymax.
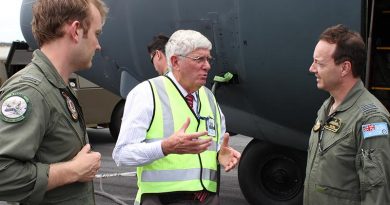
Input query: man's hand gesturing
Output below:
<box><xmin>162</xmin><ymin>118</ymin><xmax>212</xmax><ymax>155</ymax></box>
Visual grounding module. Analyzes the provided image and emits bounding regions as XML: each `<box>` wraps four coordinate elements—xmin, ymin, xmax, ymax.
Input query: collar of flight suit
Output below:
<box><xmin>32</xmin><ymin>49</ymin><xmax>68</xmax><ymax>90</ymax></box>
<box><xmin>327</xmin><ymin>80</ymin><xmax>365</xmax><ymax>113</ymax></box>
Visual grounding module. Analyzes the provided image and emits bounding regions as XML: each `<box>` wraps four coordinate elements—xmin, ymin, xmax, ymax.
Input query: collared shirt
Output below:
<box><xmin>112</xmin><ymin>72</ymin><xmax>226</xmax><ymax>166</ymax></box>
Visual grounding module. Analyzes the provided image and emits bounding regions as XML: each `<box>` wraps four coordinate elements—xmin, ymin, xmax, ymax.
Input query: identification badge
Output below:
<box><xmin>61</xmin><ymin>91</ymin><xmax>78</xmax><ymax>121</ymax></box>
<box><xmin>324</xmin><ymin>117</ymin><xmax>342</xmax><ymax>133</ymax></box>
<box><xmin>206</xmin><ymin>117</ymin><xmax>216</xmax><ymax>137</ymax></box>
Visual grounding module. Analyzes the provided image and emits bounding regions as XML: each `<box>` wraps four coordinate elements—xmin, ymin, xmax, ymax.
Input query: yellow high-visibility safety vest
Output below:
<box><xmin>134</xmin><ymin>76</ymin><xmax>222</xmax><ymax>204</ymax></box>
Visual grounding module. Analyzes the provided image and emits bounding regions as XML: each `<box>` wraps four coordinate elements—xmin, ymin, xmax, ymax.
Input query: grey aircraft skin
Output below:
<box><xmin>19</xmin><ymin>0</ymin><xmax>390</xmax><ymax>204</ymax></box>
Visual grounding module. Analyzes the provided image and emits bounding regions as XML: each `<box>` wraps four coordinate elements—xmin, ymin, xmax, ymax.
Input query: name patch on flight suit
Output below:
<box><xmin>61</xmin><ymin>91</ymin><xmax>78</xmax><ymax>121</ymax></box>
<box><xmin>362</xmin><ymin>122</ymin><xmax>389</xmax><ymax>139</ymax></box>
<box><xmin>0</xmin><ymin>93</ymin><xmax>30</xmax><ymax>122</ymax></box>
<box><xmin>324</xmin><ymin>117</ymin><xmax>342</xmax><ymax>133</ymax></box>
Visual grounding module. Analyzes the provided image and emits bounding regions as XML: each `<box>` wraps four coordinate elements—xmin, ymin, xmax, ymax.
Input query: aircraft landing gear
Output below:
<box><xmin>238</xmin><ymin>139</ymin><xmax>306</xmax><ymax>205</ymax></box>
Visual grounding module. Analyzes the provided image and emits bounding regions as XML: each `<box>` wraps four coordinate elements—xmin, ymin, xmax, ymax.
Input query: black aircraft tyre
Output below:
<box><xmin>238</xmin><ymin>139</ymin><xmax>306</xmax><ymax>205</ymax></box>
<box><xmin>109</xmin><ymin>100</ymin><xmax>125</xmax><ymax>140</ymax></box>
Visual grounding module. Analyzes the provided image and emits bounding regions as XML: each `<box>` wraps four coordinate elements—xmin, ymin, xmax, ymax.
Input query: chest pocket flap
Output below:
<box><xmin>322</xmin><ymin>128</ymin><xmax>353</xmax><ymax>153</ymax></box>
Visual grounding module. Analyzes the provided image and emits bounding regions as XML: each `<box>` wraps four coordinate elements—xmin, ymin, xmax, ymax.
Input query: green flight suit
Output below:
<box><xmin>0</xmin><ymin>50</ymin><xmax>95</xmax><ymax>204</ymax></box>
<box><xmin>304</xmin><ymin>80</ymin><xmax>390</xmax><ymax>205</ymax></box>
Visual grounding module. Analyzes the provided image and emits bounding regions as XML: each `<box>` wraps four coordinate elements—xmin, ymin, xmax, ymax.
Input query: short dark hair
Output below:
<box><xmin>319</xmin><ymin>24</ymin><xmax>366</xmax><ymax>77</ymax></box>
<box><xmin>147</xmin><ymin>34</ymin><xmax>169</xmax><ymax>54</ymax></box>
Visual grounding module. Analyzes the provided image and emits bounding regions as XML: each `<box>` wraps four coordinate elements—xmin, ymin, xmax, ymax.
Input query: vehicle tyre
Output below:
<box><xmin>109</xmin><ymin>100</ymin><xmax>125</xmax><ymax>140</ymax></box>
<box><xmin>238</xmin><ymin>139</ymin><xmax>306</xmax><ymax>205</ymax></box>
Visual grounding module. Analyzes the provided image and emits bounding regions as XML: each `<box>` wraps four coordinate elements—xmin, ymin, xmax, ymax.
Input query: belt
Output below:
<box><xmin>158</xmin><ymin>191</ymin><xmax>213</xmax><ymax>203</ymax></box>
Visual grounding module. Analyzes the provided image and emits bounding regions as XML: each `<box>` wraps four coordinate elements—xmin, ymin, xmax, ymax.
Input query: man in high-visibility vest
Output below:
<box><xmin>113</xmin><ymin>29</ymin><xmax>241</xmax><ymax>205</ymax></box>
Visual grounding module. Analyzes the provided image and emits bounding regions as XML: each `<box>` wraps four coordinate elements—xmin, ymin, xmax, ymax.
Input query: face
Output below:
<box><xmin>75</xmin><ymin>4</ymin><xmax>103</xmax><ymax>70</ymax></box>
<box><xmin>309</xmin><ymin>40</ymin><xmax>342</xmax><ymax>92</ymax></box>
<box><xmin>172</xmin><ymin>48</ymin><xmax>212</xmax><ymax>93</ymax></box>
<box><xmin>151</xmin><ymin>50</ymin><xmax>168</xmax><ymax>75</ymax></box>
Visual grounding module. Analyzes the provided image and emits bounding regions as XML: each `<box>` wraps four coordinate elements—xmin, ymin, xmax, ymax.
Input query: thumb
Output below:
<box><xmin>222</xmin><ymin>133</ymin><xmax>230</xmax><ymax>147</ymax></box>
<box><xmin>178</xmin><ymin>117</ymin><xmax>191</xmax><ymax>133</ymax></box>
<box><xmin>80</xmin><ymin>144</ymin><xmax>91</xmax><ymax>153</ymax></box>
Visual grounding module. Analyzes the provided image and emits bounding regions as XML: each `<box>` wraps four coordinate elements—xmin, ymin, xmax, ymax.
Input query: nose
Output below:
<box><xmin>204</xmin><ymin>60</ymin><xmax>211</xmax><ymax>71</ymax></box>
<box><xmin>309</xmin><ymin>62</ymin><xmax>316</xmax><ymax>73</ymax></box>
<box><xmin>96</xmin><ymin>41</ymin><xmax>102</xmax><ymax>51</ymax></box>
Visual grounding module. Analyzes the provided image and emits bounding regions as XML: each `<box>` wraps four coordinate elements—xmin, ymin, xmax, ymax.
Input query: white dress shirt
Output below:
<box><xmin>112</xmin><ymin>72</ymin><xmax>226</xmax><ymax>166</ymax></box>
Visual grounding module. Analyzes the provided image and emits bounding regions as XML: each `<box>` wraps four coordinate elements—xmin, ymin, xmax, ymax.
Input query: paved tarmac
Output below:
<box><xmin>0</xmin><ymin>128</ymin><xmax>251</xmax><ymax>205</ymax></box>
<box><xmin>89</xmin><ymin>128</ymin><xmax>251</xmax><ymax>205</ymax></box>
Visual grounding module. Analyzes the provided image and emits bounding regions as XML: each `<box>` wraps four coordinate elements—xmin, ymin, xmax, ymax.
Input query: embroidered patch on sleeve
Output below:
<box><xmin>362</xmin><ymin>122</ymin><xmax>389</xmax><ymax>139</ymax></box>
<box><xmin>0</xmin><ymin>93</ymin><xmax>30</xmax><ymax>123</ymax></box>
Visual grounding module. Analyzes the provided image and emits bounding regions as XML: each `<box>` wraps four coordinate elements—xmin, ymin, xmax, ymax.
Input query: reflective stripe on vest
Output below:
<box><xmin>152</xmin><ymin>78</ymin><xmax>174</xmax><ymax>138</ymax></box>
<box><xmin>142</xmin><ymin>168</ymin><xmax>218</xmax><ymax>182</ymax></box>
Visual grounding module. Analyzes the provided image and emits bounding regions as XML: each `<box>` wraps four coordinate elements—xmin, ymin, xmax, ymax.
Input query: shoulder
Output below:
<box><xmin>126</xmin><ymin>80</ymin><xmax>153</xmax><ymax>101</ymax></box>
<box><xmin>357</xmin><ymin>90</ymin><xmax>390</xmax><ymax>117</ymax></box>
<box><xmin>132</xmin><ymin>80</ymin><xmax>152</xmax><ymax>92</ymax></box>
<box><xmin>201</xmin><ymin>85</ymin><xmax>213</xmax><ymax>94</ymax></box>
<box><xmin>2</xmin><ymin>63</ymin><xmax>48</xmax><ymax>93</ymax></box>
<box><xmin>0</xmin><ymin>83</ymin><xmax>48</xmax><ymax>124</ymax></box>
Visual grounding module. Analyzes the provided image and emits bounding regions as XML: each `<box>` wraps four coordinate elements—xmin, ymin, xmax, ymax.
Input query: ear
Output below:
<box><xmin>171</xmin><ymin>55</ymin><xmax>180</xmax><ymax>71</ymax></box>
<box><xmin>156</xmin><ymin>50</ymin><xmax>161</xmax><ymax>59</ymax></box>
<box><xmin>341</xmin><ymin>61</ymin><xmax>352</xmax><ymax>77</ymax></box>
<box><xmin>69</xmin><ymin>21</ymin><xmax>82</xmax><ymax>42</ymax></box>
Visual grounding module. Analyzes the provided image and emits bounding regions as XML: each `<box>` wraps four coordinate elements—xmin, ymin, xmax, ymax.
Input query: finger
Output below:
<box><xmin>183</xmin><ymin>138</ymin><xmax>211</xmax><ymax>150</ymax></box>
<box><xmin>186</xmin><ymin>140</ymin><xmax>211</xmax><ymax>153</ymax></box>
<box><xmin>231</xmin><ymin>156</ymin><xmax>238</xmax><ymax>167</ymax></box>
<box><xmin>95</xmin><ymin>152</ymin><xmax>102</xmax><ymax>159</ymax></box>
<box><xmin>178</xmin><ymin>118</ymin><xmax>191</xmax><ymax>133</ymax></box>
<box><xmin>185</xmin><ymin>131</ymin><xmax>208</xmax><ymax>140</ymax></box>
<box><xmin>234</xmin><ymin>151</ymin><xmax>241</xmax><ymax>159</ymax></box>
<box><xmin>225</xmin><ymin>165</ymin><xmax>232</xmax><ymax>172</ymax></box>
<box><xmin>80</xmin><ymin>144</ymin><xmax>91</xmax><ymax>153</ymax></box>
<box><xmin>230</xmin><ymin>148</ymin><xmax>241</xmax><ymax>158</ymax></box>
<box><xmin>222</xmin><ymin>133</ymin><xmax>230</xmax><ymax>148</ymax></box>
<box><xmin>227</xmin><ymin>159</ymin><xmax>237</xmax><ymax>171</ymax></box>
<box><xmin>197</xmin><ymin>140</ymin><xmax>212</xmax><ymax>149</ymax></box>
<box><xmin>226</xmin><ymin>163</ymin><xmax>233</xmax><ymax>171</ymax></box>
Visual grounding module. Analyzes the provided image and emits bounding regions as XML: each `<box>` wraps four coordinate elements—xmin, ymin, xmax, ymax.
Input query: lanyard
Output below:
<box><xmin>318</xmin><ymin>111</ymin><xmax>337</xmax><ymax>153</ymax></box>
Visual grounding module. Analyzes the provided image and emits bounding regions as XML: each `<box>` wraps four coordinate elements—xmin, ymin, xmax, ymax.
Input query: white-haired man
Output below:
<box><xmin>113</xmin><ymin>30</ymin><xmax>240</xmax><ymax>205</ymax></box>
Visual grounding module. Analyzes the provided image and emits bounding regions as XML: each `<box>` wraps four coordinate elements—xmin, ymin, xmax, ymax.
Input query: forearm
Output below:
<box><xmin>113</xmin><ymin>141</ymin><xmax>164</xmax><ymax>166</ymax></box>
<box><xmin>47</xmin><ymin>161</ymin><xmax>78</xmax><ymax>191</ymax></box>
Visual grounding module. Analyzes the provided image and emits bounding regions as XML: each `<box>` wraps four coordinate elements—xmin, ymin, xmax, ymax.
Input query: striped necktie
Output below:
<box><xmin>185</xmin><ymin>94</ymin><xmax>194</xmax><ymax>109</ymax></box>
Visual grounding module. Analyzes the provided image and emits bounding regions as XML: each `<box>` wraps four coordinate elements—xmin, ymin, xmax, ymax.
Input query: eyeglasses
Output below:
<box><xmin>150</xmin><ymin>50</ymin><xmax>158</xmax><ymax>64</ymax></box>
<box><xmin>179</xmin><ymin>55</ymin><xmax>214</xmax><ymax>65</ymax></box>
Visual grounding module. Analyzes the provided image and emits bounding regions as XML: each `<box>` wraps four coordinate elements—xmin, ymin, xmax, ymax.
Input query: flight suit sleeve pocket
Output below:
<box><xmin>358</xmin><ymin>149</ymin><xmax>385</xmax><ymax>191</ymax></box>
